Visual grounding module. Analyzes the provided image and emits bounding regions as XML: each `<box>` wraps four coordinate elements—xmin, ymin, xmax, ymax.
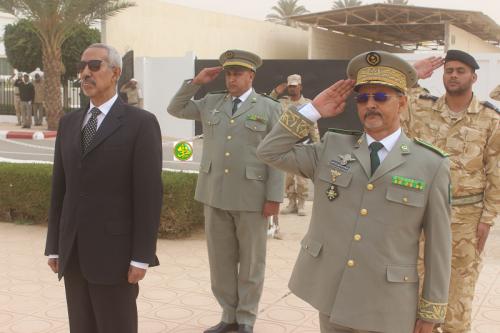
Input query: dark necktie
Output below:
<box><xmin>81</xmin><ymin>107</ymin><xmax>101</xmax><ymax>152</ymax></box>
<box><xmin>369</xmin><ymin>141</ymin><xmax>384</xmax><ymax>176</ymax></box>
<box><xmin>232</xmin><ymin>98</ymin><xmax>241</xmax><ymax>115</ymax></box>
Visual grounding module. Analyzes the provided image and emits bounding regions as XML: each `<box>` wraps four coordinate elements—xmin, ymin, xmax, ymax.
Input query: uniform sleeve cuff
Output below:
<box><xmin>279</xmin><ymin>107</ymin><xmax>315</xmax><ymax>138</ymax></box>
<box><xmin>130</xmin><ymin>261</ymin><xmax>149</xmax><ymax>270</ymax></box>
<box><xmin>48</xmin><ymin>254</ymin><xmax>59</xmax><ymax>259</ymax></box>
<box><xmin>417</xmin><ymin>298</ymin><xmax>447</xmax><ymax>322</ymax></box>
<box><xmin>298</xmin><ymin>103</ymin><xmax>322</xmax><ymax>122</ymax></box>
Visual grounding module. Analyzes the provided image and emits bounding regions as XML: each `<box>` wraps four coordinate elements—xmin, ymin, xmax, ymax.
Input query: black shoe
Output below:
<box><xmin>203</xmin><ymin>322</ymin><xmax>238</xmax><ymax>333</ymax></box>
<box><xmin>238</xmin><ymin>324</ymin><xmax>253</xmax><ymax>333</ymax></box>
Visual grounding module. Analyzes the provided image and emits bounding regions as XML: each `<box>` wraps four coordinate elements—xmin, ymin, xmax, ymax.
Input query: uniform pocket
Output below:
<box><xmin>300</xmin><ymin>237</ymin><xmax>323</xmax><ymax>258</ymax></box>
<box><xmin>245</xmin><ymin>120</ymin><xmax>266</xmax><ymax>132</ymax></box>
<box><xmin>387</xmin><ymin>265</ymin><xmax>418</xmax><ymax>283</ymax></box>
<box><xmin>245</xmin><ymin>165</ymin><xmax>267</xmax><ymax>181</ymax></box>
<box><xmin>386</xmin><ymin>186</ymin><xmax>425</xmax><ymax>207</ymax></box>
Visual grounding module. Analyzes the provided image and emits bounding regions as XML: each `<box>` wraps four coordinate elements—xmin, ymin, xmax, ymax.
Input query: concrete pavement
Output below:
<box><xmin>0</xmin><ymin>201</ymin><xmax>499</xmax><ymax>333</ymax></box>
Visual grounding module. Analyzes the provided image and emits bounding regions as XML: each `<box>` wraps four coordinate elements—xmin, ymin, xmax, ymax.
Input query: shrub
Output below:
<box><xmin>0</xmin><ymin>163</ymin><xmax>204</xmax><ymax>238</ymax></box>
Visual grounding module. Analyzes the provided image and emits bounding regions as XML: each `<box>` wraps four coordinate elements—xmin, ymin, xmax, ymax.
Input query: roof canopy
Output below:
<box><xmin>292</xmin><ymin>4</ymin><xmax>500</xmax><ymax>50</ymax></box>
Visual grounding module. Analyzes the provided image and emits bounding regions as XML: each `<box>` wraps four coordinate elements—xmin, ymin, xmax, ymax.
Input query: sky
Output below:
<box><xmin>162</xmin><ymin>0</ymin><xmax>500</xmax><ymax>26</ymax></box>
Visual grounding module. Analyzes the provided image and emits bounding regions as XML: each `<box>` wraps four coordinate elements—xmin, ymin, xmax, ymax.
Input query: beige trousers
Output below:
<box><xmin>204</xmin><ymin>205</ymin><xmax>268</xmax><ymax>326</ymax></box>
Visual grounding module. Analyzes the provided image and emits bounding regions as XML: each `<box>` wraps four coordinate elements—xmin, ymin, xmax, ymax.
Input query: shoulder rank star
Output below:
<box><xmin>326</xmin><ymin>184</ymin><xmax>339</xmax><ymax>201</ymax></box>
<box><xmin>330</xmin><ymin>169</ymin><xmax>342</xmax><ymax>182</ymax></box>
<box><xmin>338</xmin><ymin>153</ymin><xmax>356</xmax><ymax>166</ymax></box>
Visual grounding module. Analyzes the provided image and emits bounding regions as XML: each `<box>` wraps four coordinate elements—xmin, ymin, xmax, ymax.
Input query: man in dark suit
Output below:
<box><xmin>44</xmin><ymin>43</ymin><xmax>163</xmax><ymax>333</ymax></box>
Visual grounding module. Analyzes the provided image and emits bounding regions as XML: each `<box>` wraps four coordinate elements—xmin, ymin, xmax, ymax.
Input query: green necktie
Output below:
<box><xmin>232</xmin><ymin>98</ymin><xmax>241</xmax><ymax>115</ymax></box>
<box><xmin>369</xmin><ymin>141</ymin><xmax>384</xmax><ymax>176</ymax></box>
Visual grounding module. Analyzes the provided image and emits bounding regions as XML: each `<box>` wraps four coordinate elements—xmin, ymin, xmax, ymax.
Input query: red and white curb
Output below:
<box><xmin>0</xmin><ymin>130</ymin><xmax>57</xmax><ymax>140</ymax></box>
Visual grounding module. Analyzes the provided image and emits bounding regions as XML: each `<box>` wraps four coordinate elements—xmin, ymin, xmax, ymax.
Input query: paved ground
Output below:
<box><xmin>0</xmin><ymin>201</ymin><xmax>499</xmax><ymax>333</ymax></box>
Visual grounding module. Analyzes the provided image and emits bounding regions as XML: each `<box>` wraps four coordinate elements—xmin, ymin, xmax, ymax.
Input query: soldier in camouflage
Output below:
<box><xmin>490</xmin><ymin>85</ymin><xmax>500</xmax><ymax>101</ymax></box>
<box><xmin>402</xmin><ymin>50</ymin><xmax>500</xmax><ymax>333</ymax></box>
<box><xmin>270</xmin><ymin>74</ymin><xmax>320</xmax><ymax>216</ymax></box>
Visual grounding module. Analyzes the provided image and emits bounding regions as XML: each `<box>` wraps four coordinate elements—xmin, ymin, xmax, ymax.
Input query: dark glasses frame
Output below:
<box><xmin>77</xmin><ymin>59</ymin><xmax>109</xmax><ymax>73</ymax></box>
<box><xmin>354</xmin><ymin>92</ymin><xmax>403</xmax><ymax>104</ymax></box>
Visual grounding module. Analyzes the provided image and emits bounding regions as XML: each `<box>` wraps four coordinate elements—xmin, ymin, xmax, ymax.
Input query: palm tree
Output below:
<box><xmin>265</xmin><ymin>0</ymin><xmax>309</xmax><ymax>27</ymax></box>
<box><xmin>385</xmin><ymin>0</ymin><xmax>410</xmax><ymax>4</ymax></box>
<box><xmin>0</xmin><ymin>0</ymin><xmax>135</xmax><ymax>130</ymax></box>
<box><xmin>332</xmin><ymin>0</ymin><xmax>363</xmax><ymax>9</ymax></box>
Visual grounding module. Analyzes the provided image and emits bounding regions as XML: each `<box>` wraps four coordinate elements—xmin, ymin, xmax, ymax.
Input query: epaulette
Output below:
<box><xmin>208</xmin><ymin>90</ymin><xmax>228</xmax><ymax>95</ymax></box>
<box><xmin>414</xmin><ymin>138</ymin><xmax>449</xmax><ymax>157</ymax></box>
<box><xmin>480</xmin><ymin>101</ymin><xmax>500</xmax><ymax>114</ymax></box>
<box><xmin>418</xmin><ymin>94</ymin><xmax>438</xmax><ymax>102</ymax></box>
<box><xmin>259</xmin><ymin>93</ymin><xmax>279</xmax><ymax>103</ymax></box>
<box><xmin>327</xmin><ymin>128</ymin><xmax>363</xmax><ymax>136</ymax></box>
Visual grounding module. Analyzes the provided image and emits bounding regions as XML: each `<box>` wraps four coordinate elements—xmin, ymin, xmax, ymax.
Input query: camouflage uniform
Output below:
<box><xmin>270</xmin><ymin>91</ymin><xmax>320</xmax><ymax>215</ymax></box>
<box><xmin>490</xmin><ymin>85</ymin><xmax>500</xmax><ymax>101</ymax></box>
<box><xmin>402</xmin><ymin>90</ymin><xmax>500</xmax><ymax>333</ymax></box>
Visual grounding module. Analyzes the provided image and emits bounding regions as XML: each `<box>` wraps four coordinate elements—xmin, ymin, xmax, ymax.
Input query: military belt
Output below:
<box><xmin>451</xmin><ymin>193</ymin><xmax>484</xmax><ymax>206</ymax></box>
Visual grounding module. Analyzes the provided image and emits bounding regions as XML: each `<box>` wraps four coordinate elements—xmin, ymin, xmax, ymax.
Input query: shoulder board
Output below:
<box><xmin>414</xmin><ymin>138</ymin><xmax>449</xmax><ymax>157</ymax></box>
<box><xmin>327</xmin><ymin>128</ymin><xmax>363</xmax><ymax>136</ymax></box>
<box><xmin>418</xmin><ymin>94</ymin><xmax>438</xmax><ymax>102</ymax></box>
<box><xmin>258</xmin><ymin>93</ymin><xmax>279</xmax><ymax>103</ymax></box>
<box><xmin>480</xmin><ymin>101</ymin><xmax>500</xmax><ymax>114</ymax></box>
<box><xmin>208</xmin><ymin>90</ymin><xmax>228</xmax><ymax>95</ymax></box>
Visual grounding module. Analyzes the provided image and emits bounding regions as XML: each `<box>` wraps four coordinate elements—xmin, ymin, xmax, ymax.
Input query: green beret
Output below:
<box><xmin>346</xmin><ymin>51</ymin><xmax>417</xmax><ymax>93</ymax></box>
<box><xmin>219</xmin><ymin>49</ymin><xmax>262</xmax><ymax>72</ymax></box>
<box><xmin>445</xmin><ymin>49</ymin><xmax>479</xmax><ymax>70</ymax></box>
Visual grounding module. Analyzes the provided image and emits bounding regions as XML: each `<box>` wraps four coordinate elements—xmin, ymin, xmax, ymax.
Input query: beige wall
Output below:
<box><xmin>308</xmin><ymin>27</ymin><xmax>410</xmax><ymax>60</ymax></box>
<box><xmin>446</xmin><ymin>24</ymin><xmax>500</xmax><ymax>53</ymax></box>
<box><xmin>104</xmin><ymin>0</ymin><xmax>308</xmax><ymax>59</ymax></box>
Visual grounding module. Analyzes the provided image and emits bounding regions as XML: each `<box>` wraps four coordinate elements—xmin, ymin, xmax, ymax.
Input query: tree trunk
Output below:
<box><xmin>42</xmin><ymin>43</ymin><xmax>63</xmax><ymax>131</ymax></box>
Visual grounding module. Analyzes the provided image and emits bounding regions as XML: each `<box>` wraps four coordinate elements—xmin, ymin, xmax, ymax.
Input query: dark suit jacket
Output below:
<box><xmin>45</xmin><ymin>97</ymin><xmax>163</xmax><ymax>285</ymax></box>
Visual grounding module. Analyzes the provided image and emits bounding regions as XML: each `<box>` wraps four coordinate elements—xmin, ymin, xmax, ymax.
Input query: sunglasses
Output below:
<box><xmin>76</xmin><ymin>60</ymin><xmax>106</xmax><ymax>73</ymax></box>
<box><xmin>354</xmin><ymin>92</ymin><xmax>402</xmax><ymax>104</ymax></box>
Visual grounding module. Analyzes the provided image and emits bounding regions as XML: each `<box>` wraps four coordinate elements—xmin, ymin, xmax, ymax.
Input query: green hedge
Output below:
<box><xmin>0</xmin><ymin>163</ymin><xmax>204</xmax><ymax>238</ymax></box>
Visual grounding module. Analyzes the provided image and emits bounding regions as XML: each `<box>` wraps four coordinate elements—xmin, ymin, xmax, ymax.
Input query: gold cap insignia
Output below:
<box><xmin>366</xmin><ymin>52</ymin><xmax>381</xmax><ymax>66</ymax></box>
<box><xmin>225</xmin><ymin>51</ymin><xmax>234</xmax><ymax>59</ymax></box>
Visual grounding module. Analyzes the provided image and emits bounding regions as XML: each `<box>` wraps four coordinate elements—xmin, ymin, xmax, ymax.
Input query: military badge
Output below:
<box><xmin>366</xmin><ymin>52</ymin><xmax>381</xmax><ymax>66</ymax></box>
<box><xmin>326</xmin><ymin>184</ymin><xmax>339</xmax><ymax>201</ymax></box>
<box><xmin>392</xmin><ymin>176</ymin><xmax>426</xmax><ymax>190</ymax></box>
<box><xmin>330</xmin><ymin>169</ymin><xmax>342</xmax><ymax>182</ymax></box>
<box><xmin>400</xmin><ymin>144</ymin><xmax>409</xmax><ymax>154</ymax></box>
<box><xmin>330</xmin><ymin>160</ymin><xmax>350</xmax><ymax>173</ymax></box>
<box><xmin>247</xmin><ymin>114</ymin><xmax>267</xmax><ymax>124</ymax></box>
<box><xmin>225</xmin><ymin>50</ymin><xmax>234</xmax><ymax>59</ymax></box>
<box><xmin>338</xmin><ymin>153</ymin><xmax>356</xmax><ymax>166</ymax></box>
<box><xmin>211</xmin><ymin>109</ymin><xmax>219</xmax><ymax>116</ymax></box>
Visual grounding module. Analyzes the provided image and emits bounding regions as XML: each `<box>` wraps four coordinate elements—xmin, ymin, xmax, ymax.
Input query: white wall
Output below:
<box><xmin>308</xmin><ymin>27</ymin><xmax>411</xmax><ymax>60</ymax></box>
<box><xmin>398</xmin><ymin>53</ymin><xmax>500</xmax><ymax>105</ymax></box>
<box><xmin>446</xmin><ymin>24</ymin><xmax>500</xmax><ymax>54</ymax></box>
<box><xmin>135</xmin><ymin>53</ymin><xmax>195</xmax><ymax>139</ymax></box>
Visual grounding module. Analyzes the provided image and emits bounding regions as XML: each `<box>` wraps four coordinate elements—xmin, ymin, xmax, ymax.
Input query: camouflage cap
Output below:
<box><xmin>346</xmin><ymin>51</ymin><xmax>418</xmax><ymax>93</ymax></box>
<box><xmin>445</xmin><ymin>49</ymin><xmax>479</xmax><ymax>70</ymax></box>
<box><xmin>287</xmin><ymin>74</ymin><xmax>302</xmax><ymax>86</ymax></box>
<box><xmin>219</xmin><ymin>49</ymin><xmax>262</xmax><ymax>72</ymax></box>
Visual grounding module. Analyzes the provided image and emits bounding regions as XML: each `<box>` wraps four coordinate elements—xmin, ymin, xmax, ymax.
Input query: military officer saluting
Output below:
<box><xmin>167</xmin><ymin>50</ymin><xmax>284</xmax><ymax>333</ymax></box>
<box><xmin>257</xmin><ymin>51</ymin><xmax>452</xmax><ymax>333</ymax></box>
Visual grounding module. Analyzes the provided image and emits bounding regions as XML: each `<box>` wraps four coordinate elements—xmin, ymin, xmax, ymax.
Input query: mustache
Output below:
<box><xmin>81</xmin><ymin>76</ymin><xmax>96</xmax><ymax>86</ymax></box>
<box><xmin>364</xmin><ymin>110</ymin><xmax>382</xmax><ymax>119</ymax></box>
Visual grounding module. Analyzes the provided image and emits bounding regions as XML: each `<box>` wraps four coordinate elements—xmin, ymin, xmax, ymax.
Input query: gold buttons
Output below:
<box><xmin>224</xmin><ymin>169</ymin><xmax>229</xmax><ymax>174</ymax></box>
<box><xmin>366</xmin><ymin>184</ymin><xmax>374</xmax><ymax>191</ymax></box>
<box><xmin>360</xmin><ymin>208</ymin><xmax>368</xmax><ymax>216</ymax></box>
<box><xmin>225</xmin><ymin>152</ymin><xmax>230</xmax><ymax>157</ymax></box>
<box><xmin>227</xmin><ymin>135</ymin><xmax>232</xmax><ymax>140</ymax></box>
<box><xmin>404</xmin><ymin>276</ymin><xmax>409</xmax><ymax>281</ymax></box>
<box><xmin>230</xmin><ymin>119</ymin><xmax>235</xmax><ymax>124</ymax></box>
<box><xmin>347</xmin><ymin>260</ymin><xmax>355</xmax><ymax>267</ymax></box>
<box><xmin>354</xmin><ymin>234</ymin><xmax>362</xmax><ymax>241</ymax></box>
<box><xmin>403</xmin><ymin>197</ymin><xmax>408</xmax><ymax>203</ymax></box>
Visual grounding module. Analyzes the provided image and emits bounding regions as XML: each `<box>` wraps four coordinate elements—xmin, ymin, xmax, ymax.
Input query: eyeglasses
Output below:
<box><xmin>76</xmin><ymin>60</ymin><xmax>106</xmax><ymax>73</ymax></box>
<box><xmin>354</xmin><ymin>92</ymin><xmax>403</xmax><ymax>104</ymax></box>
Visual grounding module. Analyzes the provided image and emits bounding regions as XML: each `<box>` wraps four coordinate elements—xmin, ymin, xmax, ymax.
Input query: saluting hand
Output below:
<box><xmin>413</xmin><ymin>319</ymin><xmax>434</xmax><ymax>333</ymax></box>
<box><xmin>128</xmin><ymin>266</ymin><xmax>147</xmax><ymax>284</ymax></box>
<box><xmin>414</xmin><ymin>56</ymin><xmax>444</xmax><ymax>80</ymax></box>
<box><xmin>192</xmin><ymin>66</ymin><xmax>223</xmax><ymax>85</ymax></box>
<box><xmin>273</xmin><ymin>82</ymin><xmax>288</xmax><ymax>96</ymax></box>
<box><xmin>312</xmin><ymin>79</ymin><xmax>355</xmax><ymax>118</ymax></box>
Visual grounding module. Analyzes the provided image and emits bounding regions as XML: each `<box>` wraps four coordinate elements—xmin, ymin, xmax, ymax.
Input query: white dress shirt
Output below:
<box><xmin>298</xmin><ymin>102</ymin><xmax>402</xmax><ymax>162</ymax></box>
<box><xmin>232</xmin><ymin>87</ymin><xmax>253</xmax><ymax>109</ymax></box>
<box><xmin>50</xmin><ymin>93</ymin><xmax>149</xmax><ymax>270</ymax></box>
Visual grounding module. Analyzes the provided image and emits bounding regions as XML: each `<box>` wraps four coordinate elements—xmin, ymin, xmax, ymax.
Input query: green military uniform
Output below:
<box><xmin>403</xmin><ymin>77</ymin><xmax>500</xmax><ymax>332</ymax></box>
<box><xmin>257</xmin><ymin>51</ymin><xmax>452</xmax><ymax>333</ymax></box>
<box><xmin>167</xmin><ymin>50</ymin><xmax>284</xmax><ymax>327</ymax></box>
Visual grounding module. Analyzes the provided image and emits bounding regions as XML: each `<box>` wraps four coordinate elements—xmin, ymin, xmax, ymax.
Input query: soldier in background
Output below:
<box><xmin>270</xmin><ymin>74</ymin><xmax>320</xmax><ymax>216</ymax></box>
<box><xmin>404</xmin><ymin>50</ymin><xmax>499</xmax><ymax>333</ymax></box>
<box><xmin>14</xmin><ymin>73</ymin><xmax>35</xmax><ymax>129</ymax></box>
<box><xmin>120</xmin><ymin>78</ymin><xmax>143</xmax><ymax>108</ymax></box>
<box><xmin>490</xmin><ymin>84</ymin><xmax>500</xmax><ymax>101</ymax></box>
<box><xmin>32</xmin><ymin>73</ymin><xmax>45</xmax><ymax>126</ymax></box>
<box><xmin>9</xmin><ymin>70</ymin><xmax>22</xmax><ymax>126</ymax></box>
